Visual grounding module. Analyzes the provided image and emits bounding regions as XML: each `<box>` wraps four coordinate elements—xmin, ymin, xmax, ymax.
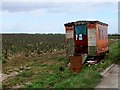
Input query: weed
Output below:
<box><xmin>17</xmin><ymin>71</ymin><xmax>33</xmax><ymax>77</ymax></box>
<box><xmin>2</xmin><ymin>59</ymin><xmax>7</xmax><ymax>64</ymax></box>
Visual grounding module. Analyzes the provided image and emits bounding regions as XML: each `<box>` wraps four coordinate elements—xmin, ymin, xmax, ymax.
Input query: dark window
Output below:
<box><xmin>105</xmin><ymin>28</ymin><xmax>107</xmax><ymax>39</ymax></box>
<box><xmin>98</xmin><ymin>27</ymin><xmax>101</xmax><ymax>40</ymax></box>
<box><xmin>105</xmin><ymin>29</ymin><xmax>107</xmax><ymax>39</ymax></box>
<box><xmin>102</xmin><ymin>29</ymin><xmax>104</xmax><ymax>40</ymax></box>
<box><xmin>102</xmin><ymin>27</ymin><xmax>107</xmax><ymax>40</ymax></box>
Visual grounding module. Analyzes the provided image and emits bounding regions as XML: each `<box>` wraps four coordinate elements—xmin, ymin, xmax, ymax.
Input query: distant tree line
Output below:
<box><xmin>108</xmin><ymin>33</ymin><xmax>120</xmax><ymax>36</ymax></box>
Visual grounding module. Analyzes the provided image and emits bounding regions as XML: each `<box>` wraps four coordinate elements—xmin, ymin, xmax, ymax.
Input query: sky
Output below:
<box><xmin>0</xmin><ymin>0</ymin><xmax>119</xmax><ymax>34</ymax></box>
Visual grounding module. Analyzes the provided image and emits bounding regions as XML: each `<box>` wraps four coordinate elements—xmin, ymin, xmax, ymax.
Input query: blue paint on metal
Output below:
<box><xmin>75</xmin><ymin>25</ymin><xmax>87</xmax><ymax>35</ymax></box>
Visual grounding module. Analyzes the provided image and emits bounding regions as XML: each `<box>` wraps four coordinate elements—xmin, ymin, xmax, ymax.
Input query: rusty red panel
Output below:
<box><xmin>87</xmin><ymin>23</ymin><xmax>96</xmax><ymax>28</ymax></box>
<box><xmin>69</xmin><ymin>56</ymin><xmax>82</xmax><ymax>73</ymax></box>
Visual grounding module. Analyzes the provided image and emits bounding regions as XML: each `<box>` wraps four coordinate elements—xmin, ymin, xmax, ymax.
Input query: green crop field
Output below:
<box><xmin>1</xmin><ymin>34</ymin><xmax>120</xmax><ymax>88</ymax></box>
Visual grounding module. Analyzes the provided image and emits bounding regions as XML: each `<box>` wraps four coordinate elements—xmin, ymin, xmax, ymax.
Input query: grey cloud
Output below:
<box><xmin>2</xmin><ymin>2</ymin><xmax>64</xmax><ymax>12</ymax></box>
<box><xmin>1</xmin><ymin>2</ymin><xmax>117</xmax><ymax>14</ymax></box>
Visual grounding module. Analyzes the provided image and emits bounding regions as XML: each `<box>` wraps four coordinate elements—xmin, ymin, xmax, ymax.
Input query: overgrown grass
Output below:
<box><xmin>54</xmin><ymin>67</ymin><xmax>101</xmax><ymax>88</ymax></box>
<box><xmin>24</xmin><ymin>65</ymin><xmax>101</xmax><ymax>88</ymax></box>
<box><xmin>25</xmin><ymin>69</ymin><xmax>74</xmax><ymax>88</ymax></box>
<box><xmin>108</xmin><ymin>40</ymin><xmax>119</xmax><ymax>63</ymax></box>
<box><xmin>3</xmin><ymin>40</ymin><xmax>119</xmax><ymax>88</ymax></box>
<box><xmin>2</xmin><ymin>76</ymin><xmax>26</xmax><ymax>88</ymax></box>
<box><xmin>24</xmin><ymin>40</ymin><xmax>119</xmax><ymax>88</ymax></box>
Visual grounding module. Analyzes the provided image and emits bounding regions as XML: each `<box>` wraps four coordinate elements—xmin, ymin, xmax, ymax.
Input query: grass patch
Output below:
<box><xmin>2</xmin><ymin>77</ymin><xmax>26</xmax><ymax>88</ymax></box>
<box><xmin>54</xmin><ymin>70</ymin><xmax>101</xmax><ymax>88</ymax></box>
<box><xmin>24</xmin><ymin>40</ymin><xmax>119</xmax><ymax>88</ymax></box>
<box><xmin>17</xmin><ymin>71</ymin><xmax>33</xmax><ymax>77</ymax></box>
<box><xmin>25</xmin><ymin>69</ymin><xmax>74</xmax><ymax>88</ymax></box>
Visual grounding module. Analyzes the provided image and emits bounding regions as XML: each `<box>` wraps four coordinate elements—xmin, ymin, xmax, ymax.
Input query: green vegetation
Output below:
<box><xmin>2</xmin><ymin>34</ymin><xmax>119</xmax><ymax>88</ymax></box>
<box><xmin>24</xmin><ymin>40</ymin><xmax>119</xmax><ymax>88</ymax></box>
<box><xmin>2</xmin><ymin>34</ymin><xmax>65</xmax><ymax>59</ymax></box>
<box><xmin>25</xmin><ymin>40</ymin><xmax>119</xmax><ymax>88</ymax></box>
<box><xmin>54</xmin><ymin>69</ymin><xmax>101</xmax><ymax>88</ymax></box>
<box><xmin>17</xmin><ymin>71</ymin><xmax>33</xmax><ymax>77</ymax></box>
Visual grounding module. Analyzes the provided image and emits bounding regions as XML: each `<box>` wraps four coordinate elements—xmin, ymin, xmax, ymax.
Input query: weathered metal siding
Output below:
<box><xmin>65</xmin><ymin>25</ymin><xmax>75</xmax><ymax>56</ymax></box>
<box><xmin>88</xmin><ymin>28</ymin><xmax>96</xmax><ymax>46</ymax></box>
<box><xmin>88</xmin><ymin>46</ymin><xmax>96</xmax><ymax>55</ymax></box>
<box><xmin>67</xmin><ymin>39</ymin><xmax>74</xmax><ymax>56</ymax></box>
<box><xmin>87</xmin><ymin>24</ymin><xmax>96</xmax><ymax>55</ymax></box>
<box><xmin>66</xmin><ymin>30</ymin><xmax>74</xmax><ymax>39</ymax></box>
<box><xmin>96</xmin><ymin>24</ymin><xmax>109</xmax><ymax>54</ymax></box>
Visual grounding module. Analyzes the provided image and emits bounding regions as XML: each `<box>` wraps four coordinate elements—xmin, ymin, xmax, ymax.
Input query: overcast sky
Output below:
<box><xmin>1</xmin><ymin>1</ymin><xmax>119</xmax><ymax>34</ymax></box>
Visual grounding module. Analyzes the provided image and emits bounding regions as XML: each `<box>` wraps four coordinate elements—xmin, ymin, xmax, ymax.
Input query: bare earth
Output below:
<box><xmin>95</xmin><ymin>65</ymin><xmax>118</xmax><ymax>88</ymax></box>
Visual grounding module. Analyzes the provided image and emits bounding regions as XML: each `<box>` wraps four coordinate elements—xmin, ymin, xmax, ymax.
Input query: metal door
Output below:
<box><xmin>74</xmin><ymin>24</ymin><xmax>88</xmax><ymax>54</ymax></box>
